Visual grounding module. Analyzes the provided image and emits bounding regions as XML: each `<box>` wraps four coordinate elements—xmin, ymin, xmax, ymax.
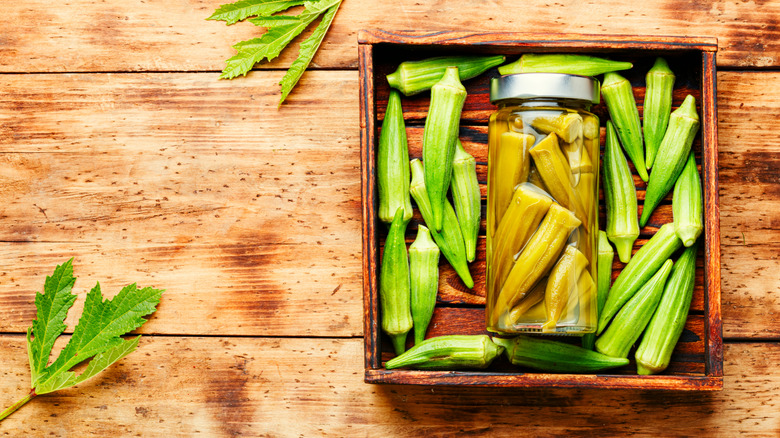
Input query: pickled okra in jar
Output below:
<box><xmin>486</xmin><ymin>73</ymin><xmax>600</xmax><ymax>334</ymax></box>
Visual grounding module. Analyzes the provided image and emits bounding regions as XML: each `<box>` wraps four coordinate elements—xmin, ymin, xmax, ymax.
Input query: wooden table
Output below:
<box><xmin>1</xmin><ymin>1</ymin><xmax>778</xmax><ymax>436</ymax></box>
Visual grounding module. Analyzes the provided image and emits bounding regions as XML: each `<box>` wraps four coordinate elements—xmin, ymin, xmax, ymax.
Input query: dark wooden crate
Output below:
<box><xmin>359</xmin><ymin>31</ymin><xmax>722</xmax><ymax>390</ymax></box>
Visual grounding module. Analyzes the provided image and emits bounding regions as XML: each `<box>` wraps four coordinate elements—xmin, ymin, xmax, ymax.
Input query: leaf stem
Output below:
<box><xmin>0</xmin><ymin>390</ymin><xmax>36</xmax><ymax>423</ymax></box>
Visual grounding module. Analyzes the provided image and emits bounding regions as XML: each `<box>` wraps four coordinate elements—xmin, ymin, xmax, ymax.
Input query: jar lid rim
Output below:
<box><xmin>490</xmin><ymin>73</ymin><xmax>600</xmax><ymax>104</ymax></box>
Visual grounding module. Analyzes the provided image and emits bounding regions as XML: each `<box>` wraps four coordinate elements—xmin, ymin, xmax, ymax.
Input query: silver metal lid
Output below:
<box><xmin>490</xmin><ymin>73</ymin><xmax>600</xmax><ymax>104</ymax></box>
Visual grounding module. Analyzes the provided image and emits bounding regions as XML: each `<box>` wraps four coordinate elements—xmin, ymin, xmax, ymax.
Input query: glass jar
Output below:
<box><xmin>486</xmin><ymin>73</ymin><xmax>601</xmax><ymax>335</ymax></box>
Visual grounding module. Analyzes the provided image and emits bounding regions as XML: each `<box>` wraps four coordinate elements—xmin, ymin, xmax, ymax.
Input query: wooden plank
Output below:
<box><xmin>0</xmin><ymin>336</ymin><xmax>778</xmax><ymax>435</ymax></box>
<box><xmin>3</xmin><ymin>1</ymin><xmax>780</xmax><ymax>73</ymax></box>
<box><xmin>0</xmin><ymin>71</ymin><xmax>777</xmax><ymax>338</ymax></box>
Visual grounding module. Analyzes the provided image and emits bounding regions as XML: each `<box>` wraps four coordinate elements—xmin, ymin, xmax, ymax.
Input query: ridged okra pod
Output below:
<box><xmin>492</xmin><ymin>204</ymin><xmax>581</xmax><ymax>323</ymax></box>
<box><xmin>498</xmin><ymin>54</ymin><xmax>632</xmax><ymax>76</ymax></box>
<box><xmin>640</xmin><ymin>95</ymin><xmax>700</xmax><ymax>227</ymax></box>
<box><xmin>602</xmin><ymin>72</ymin><xmax>648</xmax><ymax>182</ymax></box>
<box><xmin>451</xmin><ymin>139</ymin><xmax>481</xmax><ymax>262</ymax></box>
<box><xmin>643</xmin><ymin>57</ymin><xmax>676</xmax><ymax>169</ymax></box>
<box><xmin>423</xmin><ymin>67</ymin><xmax>467</xmax><ymax>231</ymax></box>
<box><xmin>377</xmin><ymin>90</ymin><xmax>413</xmax><ymax>224</ymax></box>
<box><xmin>603</xmin><ymin>120</ymin><xmax>639</xmax><ymax>263</ymax></box>
<box><xmin>673</xmin><ymin>152</ymin><xmax>703</xmax><ymax>247</ymax></box>
<box><xmin>387</xmin><ymin>55</ymin><xmax>505</xmax><ymax>96</ymax></box>
<box><xmin>595</xmin><ymin>259</ymin><xmax>673</xmax><ymax>358</ymax></box>
<box><xmin>542</xmin><ymin>246</ymin><xmax>589</xmax><ymax>332</ymax></box>
<box><xmin>530</xmin><ymin>112</ymin><xmax>582</xmax><ymax>143</ymax></box>
<box><xmin>385</xmin><ymin>335</ymin><xmax>504</xmax><ymax>370</ymax></box>
<box><xmin>492</xmin><ymin>335</ymin><xmax>629</xmax><ymax>373</ymax></box>
<box><xmin>491</xmin><ymin>184</ymin><xmax>553</xmax><ymax>293</ymax></box>
<box><xmin>505</xmin><ymin>279</ymin><xmax>547</xmax><ymax>326</ymax></box>
<box><xmin>597</xmin><ymin>223</ymin><xmax>682</xmax><ymax>334</ymax></box>
<box><xmin>635</xmin><ymin>243</ymin><xmax>698</xmax><ymax>375</ymax></box>
<box><xmin>492</xmin><ymin>132</ymin><xmax>534</xmax><ymax>231</ymax></box>
<box><xmin>529</xmin><ymin>133</ymin><xmax>588</xmax><ymax>227</ymax></box>
<box><xmin>582</xmin><ymin>232</ymin><xmax>614</xmax><ymax>350</ymax></box>
<box><xmin>380</xmin><ymin>208</ymin><xmax>413</xmax><ymax>356</ymax></box>
<box><xmin>409</xmin><ymin>225</ymin><xmax>440</xmax><ymax>345</ymax></box>
<box><xmin>410</xmin><ymin>159</ymin><xmax>474</xmax><ymax>288</ymax></box>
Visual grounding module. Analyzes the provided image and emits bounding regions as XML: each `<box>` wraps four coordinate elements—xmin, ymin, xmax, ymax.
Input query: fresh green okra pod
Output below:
<box><xmin>380</xmin><ymin>208</ymin><xmax>413</xmax><ymax>356</ymax></box>
<box><xmin>451</xmin><ymin>139</ymin><xmax>481</xmax><ymax>263</ymax></box>
<box><xmin>498</xmin><ymin>54</ymin><xmax>632</xmax><ymax>76</ymax></box>
<box><xmin>377</xmin><ymin>90</ymin><xmax>413</xmax><ymax>224</ymax></box>
<box><xmin>673</xmin><ymin>152</ymin><xmax>703</xmax><ymax>247</ymax></box>
<box><xmin>410</xmin><ymin>159</ymin><xmax>474</xmax><ymax>289</ymax></box>
<box><xmin>643</xmin><ymin>57</ymin><xmax>676</xmax><ymax>169</ymax></box>
<box><xmin>385</xmin><ymin>335</ymin><xmax>504</xmax><ymax>370</ymax></box>
<box><xmin>493</xmin><ymin>335</ymin><xmax>629</xmax><ymax>373</ymax></box>
<box><xmin>635</xmin><ymin>243</ymin><xmax>699</xmax><ymax>375</ymax></box>
<box><xmin>422</xmin><ymin>67</ymin><xmax>467</xmax><ymax>232</ymax></box>
<box><xmin>602</xmin><ymin>72</ymin><xmax>648</xmax><ymax>182</ymax></box>
<box><xmin>603</xmin><ymin>120</ymin><xmax>639</xmax><ymax>263</ymax></box>
<box><xmin>387</xmin><ymin>55</ymin><xmax>505</xmax><ymax>96</ymax></box>
<box><xmin>582</xmin><ymin>231</ymin><xmax>615</xmax><ymax>350</ymax></box>
<box><xmin>597</xmin><ymin>223</ymin><xmax>682</xmax><ymax>335</ymax></box>
<box><xmin>595</xmin><ymin>259</ymin><xmax>673</xmax><ymax>358</ymax></box>
<box><xmin>409</xmin><ymin>225</ymin><xmax>440</xmax><ymax>345</ymax></box>
<box><xmin>640</xmin><ymin>95</ymin><xmax>700</xmax><ymax>227</ymax></box>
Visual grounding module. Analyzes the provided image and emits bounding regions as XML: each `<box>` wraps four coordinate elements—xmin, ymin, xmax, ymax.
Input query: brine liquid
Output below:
<box><xmin>486</xmin><ymin>106</ymin><xmax>600</xmax><ymax>334</ymax></box>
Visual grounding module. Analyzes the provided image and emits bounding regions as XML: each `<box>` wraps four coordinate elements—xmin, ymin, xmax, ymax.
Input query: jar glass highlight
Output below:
<box><xmin>486</xmin><ymin>73</ymin><xmax>600</xmax><ymax>335</ymax></box>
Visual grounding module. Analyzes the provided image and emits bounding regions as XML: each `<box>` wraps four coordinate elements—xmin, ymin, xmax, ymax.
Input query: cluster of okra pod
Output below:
<box><xmin>377</xmin><ymin>53</ymin><xmax>703</xmax><ymax>375</ymax></box>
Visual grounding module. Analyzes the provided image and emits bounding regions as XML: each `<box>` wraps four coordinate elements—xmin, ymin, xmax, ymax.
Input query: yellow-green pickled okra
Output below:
<box><xmin>385</xmin><ymin>335</ymin><xmax>504</xmax><ymax>370</ymax></box>
<box><xmin>602</xmin><ymin>72</ymin><xmax>648</xmax><ymax>182</ymax></box>
<box><xmin>498</xmin><ymin>54</ymin><xmax>632</xmax><ymax>76</ymax></box>
<box><xmin>595</xmin><ymin>259</ymin><xmax>673</xmax><ymax>359</ymax></box>
<box><xmin>529</xmin><ymin>133</ymin><xmax>589</xmax><ymax>227</ymax></box>
<box><xmin>635</xmin><ymin>243</ymin><xmax>699</xmax><ymax>375</ymax></box>
<box><xmin>530</xmin><ymin>112</ymin><xmax>582</xmax><ymax>143</ymax></box>
<box><xmin>597</xmin><ymin>223</ymin><xmax>682</xmax><ymax>335</ymax></box>
<box><xmin>451</xmin><ymin>139</ymin><xmax>481</xmax><ymax>262</ymax></box>
<box><xmin>641</xmin><ymin>95</ymin><xmax>700</xmax><ymax>227</ymax></box>
<box><xmin>422</xmin><ymin>67</ymin><xmax>467</xmax><ymax>232</ymax></box>
<box><xmin>387</xmin><ymin>55</ymin><xmax>505</xmax><ymax>96</ymax></box>
<box><xmin>492</xmin><ymin>203</ymin><xmax>581</xmax><ymax>323</ymax></box>
<box><xmin>492</xmin><ymin>335</ymin><xmax>629</xmax><ymax>373</ymax></box>
<box><xmin>491</xmin><ymin>184</ymin><xmax>553</xmax><ymax>295</ymax></box>
<box><xmin>492</xmin><ymin>132</ymin><xmax>534</xmax><ymax>232</ymax></box>
<box><xmin>603</xmin><ymin>120</ymin><xmax>639</xmax><ymax>263</ymax></box>
<box><xmin>542</xmin><ymin>246</ymin><xmax>589</xmax><ymax>332</ymax></box>
<box><xmin>673</xmin><ymin>152</ymin><xmax>703</xmax><ymax>247</ymax></box>
<box><xmin>377</xmin><ymin>90</ymin><xmax>412</xmax><ymax>224</ymax></box>
<box><xmin>643</xmin><ymin>57</ymin><xmax>676</xmax><ymax>169</ymax></box>
<box><xmin>409</xmin><ymin>225</ymin><xmax>440</xmax><ymax>345</ymax></box>
<box><xmin>505</xmin><ymin>279</ymin><xmax>547</xmax><ymax>326</ymax></box>
<box><xmin>410</xmin><ymin>159</ymin><xmax>474</xmax><ymax>289</ymax></box>
<box><xmin>379</xmin><ymin>208</ymin><xmax>413</xmax><ymax>356</ymax></box>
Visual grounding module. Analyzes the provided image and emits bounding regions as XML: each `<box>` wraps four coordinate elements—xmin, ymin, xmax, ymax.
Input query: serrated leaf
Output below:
<box><xmin>26</xmin><ymin>259</ymin><xmax>77</xmax><ymax>387</ymax></box>
<box><xmin>278</xmin><ymin>1</ymin><xmax>340</xmax><ymax>105</ymax></box>
<box><xmin>219</xmin><ymin>0</ymin><xmax>339</xmax><ymax>79</ymax></box>
<box><xmin>249</xmin><ymin>15</ymin><xmax>305</xmax><ymax>27</ymax></box>
<box><xmin>207</xmin><ymin>0</ymin><xmax>306</xmax><ymax>25</ymax></box>
<box><xmin>36</xmin><ymin>337</ymin><xmax>141</xmax><ymax>395</ymax></box>
<box><xmin>34</xmin><ymin>282</ymin><xmax>164</xmax><ymax>394</ymax></box>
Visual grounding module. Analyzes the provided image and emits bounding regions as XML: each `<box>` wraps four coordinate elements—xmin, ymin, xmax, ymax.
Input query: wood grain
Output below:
<box><xmin>3</xmin><ymin>1</ymin><xmax>780</xmax><ymax>73</ymax></box>
<box><xmin>0</xmin><ymin>71</ymin><xmax>777</xmax><ymax>338</ymax></box>
<box><xmin>0</xmin><ymin>336</ymin><xmax>778</xmax><ymax>436</ymax></box>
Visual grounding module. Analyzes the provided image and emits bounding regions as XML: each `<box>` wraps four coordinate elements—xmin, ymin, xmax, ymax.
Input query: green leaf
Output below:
<box><xmin>34</xmin><ymin>282</ymin><xmax>164</xmax><ymax>395</ymax></box>
<box><xmin>278</xmin><ymin>1</ymin><xmax>340</xmax><ymax>105</ymax></box>
<box><xmin>219</xmin><ymin>0</ymin><xmax>339</xmax><ymax>79</ymax></box>
<box><xmin>26</xmin><ymin>259</ymin><xmax>77</xmax><ymax>388</ymax></box>
<box><xmin>249</xmin><ymin>15</ymin><xmax>306</xmax><ymax>27</ymax></box>
<box><xmin>207</xmin><ymin>0</ymin><xmax>306</xmax><ymax>25</ymax></box>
